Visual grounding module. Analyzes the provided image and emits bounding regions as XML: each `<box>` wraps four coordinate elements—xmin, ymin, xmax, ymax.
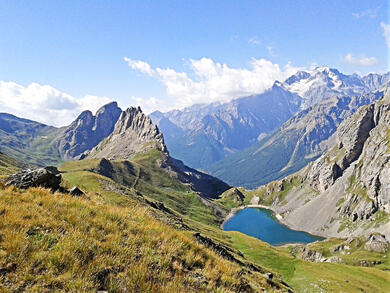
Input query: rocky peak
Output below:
<box><xmin>93</xmin><ymin>101</ymin><xmax>122</xmax><ymax>133</ymax></box>
<box><xmin>53</xmin><ymin>102</ymin><xmax>122</xmax><ymax>159</ymax></box>
<box><xmin>88</xmin><ymin>106</ymin><xmax>167</xmax><ymax>160</ymax></box>
<box><xmin>76</xmin><ymin>110</ymin><xmax>93</xmax><ymax>121</ymax></box>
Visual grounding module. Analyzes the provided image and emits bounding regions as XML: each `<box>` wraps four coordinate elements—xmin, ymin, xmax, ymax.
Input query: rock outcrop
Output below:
<box><xmin>364</xmin><ymin>233</ymin><xmax>389</xmax><ymax>253</ymax></box>
<box><xmin>88</xmin><ymin>106</ymin><xmax>167</xmax><ymax>160</ymax></box>
<box><xmin>53</xmin><ymin>102</ymin><xmax>122</xmax><ymax>159</ymax></box>
<box><xmin>5</xmin><ymin>166</ymin><xmax>62</xmax><ymax>191</ymax></box>
<box><xmin>167</xmin><ymin>157</ymin><xmax>230</xmax><ymax>198</ymax></box>
<box><xmin>69</xmin><ymin>186</ymin><xmax>84</xmax><ymax>197</ymax></box>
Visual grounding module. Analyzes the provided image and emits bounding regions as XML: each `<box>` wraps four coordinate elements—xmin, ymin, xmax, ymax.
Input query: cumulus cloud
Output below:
<box><xmin>0</xmin><ymin>81</ymin><xmax>111</xmax><ymax>127</ymax></box>
<box><xmin>352</xmin><ymin>6</ymin><xmax>380</xmax><ymax>19</ymax></box>
<box><xmin>381</xmin><ymin>22</ymin><xmax>390</xmax><ymax>48</ymax></box>
<box><xmin>342</xmin><ymin>53</ymin><xmax>378</xmax><ymax>67</ymax></box>
<box><xmin>124</xmin><ymin>57</ymin><xmax>300</xmax><ymax>110</ymax></box>
<box><xmin>123</xmin><ymin>57</ymin><xmax>154</xmax><ymax>76</ymax></box>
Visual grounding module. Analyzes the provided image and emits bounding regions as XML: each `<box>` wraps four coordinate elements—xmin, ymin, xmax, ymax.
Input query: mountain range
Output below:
<box><xmin>151</xmin><ymin>67</ymin><xmax>390</xmax><ymax>187</ymax></box>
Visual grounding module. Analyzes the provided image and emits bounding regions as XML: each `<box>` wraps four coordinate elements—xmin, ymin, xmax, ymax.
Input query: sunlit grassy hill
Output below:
<box><xmin>0</xmin><ymin>165</ymin><xmax>281</xmax><ymax>292</ymax></box>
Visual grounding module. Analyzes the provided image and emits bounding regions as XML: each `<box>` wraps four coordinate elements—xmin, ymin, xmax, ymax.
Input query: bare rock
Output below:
<box><xmin>364</xmin><ymin>233</ymin><xmax>389</xmax><ymax>253</ymax></box>
<box><xmin>69</xmin><ymin>186</ymin><xmax>84</xmax><ymax>197</ymax></box>
<box><xmin>300</xmin><ymin>247</ymin><xmax>325</xmax><ymax>262</ymax></box>
<box><xmin>53</xmin><ymin>102</ymin><xmax>122</xmax><ymax>160</ymax></box>
<box><xmin>88</xmin><ymin>106</ymin><xmax>167</xmax><ymax>160</ymax></box>
<box><xmin>5</xmin><ymin>166</ymin><xmax>61</xmax><ymax>191</ymax></box>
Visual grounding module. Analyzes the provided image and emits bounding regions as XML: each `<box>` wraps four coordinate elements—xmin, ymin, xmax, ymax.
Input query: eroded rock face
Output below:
<box><xmin>168</xmin><ymin>157</ymin><xmax>230</xmax><ymax>199</ymax></box>
<box><xmin>337</xmin><ymin>104</ymin><xmax>375</xmax><ymax>170</ymax></box>
<box><xmin>54</xmin><ymin>102</ymin><xmax>122</xmax><ymax>159</ymax></box>
<box><xmin>5</xmin><ymin>166</ymin><xmax>62</xmax><ymax>190</ymax></box>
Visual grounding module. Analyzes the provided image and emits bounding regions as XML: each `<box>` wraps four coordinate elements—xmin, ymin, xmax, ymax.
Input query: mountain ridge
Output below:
<box><xmin>151</xmin><ymin>68</ymin><xmax>390</xmax><ymax>171</ymax></box>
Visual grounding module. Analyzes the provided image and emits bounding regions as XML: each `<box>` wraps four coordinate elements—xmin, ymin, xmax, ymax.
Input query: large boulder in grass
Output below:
<box><xmin>364</xmin><ymin>233</ymin><xmax>389</xmax><ymax>253</ymax></box>
<box><xmin>5</xmin><ymin>166</ymin><xmax>62</xmax><ymax>191</ymax></box>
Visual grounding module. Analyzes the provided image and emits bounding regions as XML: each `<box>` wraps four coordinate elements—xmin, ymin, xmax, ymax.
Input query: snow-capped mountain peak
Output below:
<box><xmin>283</xmin><ymin>67</ymin><xmax>388</xmax><ymax>109</ymax></box>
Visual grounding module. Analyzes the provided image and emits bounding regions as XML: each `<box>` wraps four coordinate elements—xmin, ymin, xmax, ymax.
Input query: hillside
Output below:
<box><xmin>0</xmin><ymin>152</ymin><xmax>26</xmax><ymax>175</ymax></box>
<box><xmin>240</xmin><ymin>91</ymin><xmax>390</xmax><ymax>238</ymax></box>
<box><xmin>0</xmin><ymin>98</ymin><xmax>390</xmax><ymax>292</ymax></box>
<box><xmin>0</xmin><ymin>113</ymin><xmax>61</xmax><ymax>166</ymax></box>
<box><xmin>207</xmin><ymin>88</ymin><xmax>386</xmax><ymax>188</ymax></box>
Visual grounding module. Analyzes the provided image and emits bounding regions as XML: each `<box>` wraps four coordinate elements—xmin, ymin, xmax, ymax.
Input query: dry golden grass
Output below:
<box><xmin>0</xmin><ymin>184</ymin><xmax>276</xmax><ymax>292</ymax></box>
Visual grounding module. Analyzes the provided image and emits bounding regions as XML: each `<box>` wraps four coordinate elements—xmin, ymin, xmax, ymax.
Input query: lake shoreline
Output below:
<box><xmin>221</xmin><ymin>204</ymin><xmax>282</xmax><ymax>229</ymax></box>
<box><xmin>221</xmin><ymin>204</ymin><xmax>325</xmax><ymax>245</ymax></box>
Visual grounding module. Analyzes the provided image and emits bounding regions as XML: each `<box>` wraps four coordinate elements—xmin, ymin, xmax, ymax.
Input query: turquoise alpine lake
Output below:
<box><xmin>223</xmin><ymin>207</ymin><xmax>323</xmax><ymax>245</ymax></box>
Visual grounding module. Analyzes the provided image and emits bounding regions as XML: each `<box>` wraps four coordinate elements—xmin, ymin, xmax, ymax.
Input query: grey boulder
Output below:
<box><xmin>5</xmin><ymin>166</ymin><xmax>61</xmax><ymax>191</ymax></box>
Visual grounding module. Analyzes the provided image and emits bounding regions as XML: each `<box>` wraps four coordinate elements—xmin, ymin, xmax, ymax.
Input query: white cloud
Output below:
<box><xmin>0</xmin><ymin>81</ymin><xmax>111</xmax><ymax>127</ymax></box>
<box><xmin>381</xmin><ymin>22</ymin><xmax>390</xmax><ymax>48</ymax></box>
<box><xmin>124</xmin><ymin>57</ymin><xmax>300</xmax><ymax>110</ymax></box>
<box><xmin>123</xmin><ymin>57</ymin><xmax>154</xmax><ymax>76</ymax></box>
<box><xmin>352</xmin><ymin>6</ymin><xmax>380</xmax><ymax>19</ymax></box>
<box><xmin>248</xmin><ymin>36</ymin><xmax>260</xmax><ymax>45</ymax></box>
<box><xmin>342</xmin><ymin>53</ymin><xmax>378</xmax><ymax>67</ymax></box>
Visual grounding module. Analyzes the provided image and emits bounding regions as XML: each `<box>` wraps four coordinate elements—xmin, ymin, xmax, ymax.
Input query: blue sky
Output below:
<box><xmin>0</xmin><ymin>0</ymin><xmax>389</xmax><ymax>126</ymax></box>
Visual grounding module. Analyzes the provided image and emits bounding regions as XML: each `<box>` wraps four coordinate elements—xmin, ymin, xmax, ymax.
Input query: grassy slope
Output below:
<box><xmin>0</xmin><ymin>183</ymin><xmax>276</xmax><ymax>292</ymax></box>
<box><xmin>228</xmin><ymin>233</ymin><xmax>390</xmax><ymax>293</ymax></box>
<box><xmin>0</xmin><ymin>152</ymin><xmax>24</xmax><ymax>176</ymax></box>
<box><xmin>60</xmin><ymin>151</ymin><xmax>221</xmax><ymax>227</ymax></box>
<box><xmin>1</xmin><ymin>151</ymin><xmax>390</xmax><ymax>292</ymax></box>
<box><xmin>0</xmin><ymin>127</ymin><xmax>62</xmax><ymax>167</ymax></box>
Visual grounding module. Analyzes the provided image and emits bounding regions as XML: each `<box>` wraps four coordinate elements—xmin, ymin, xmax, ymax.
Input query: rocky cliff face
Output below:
<box><xmin>88</xmin><ymin>106</ymin><xmax>167</xmax><ymax>160</ymax></box>
<box><xmin>252</xmin><ymin>90</ymin><xmax>390</xmax><ymax>238</ymax></box>
<box><xmin>53</xmin><ymin>102</ymin><xmax>122</xmax><ymax>159</ymax></box>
